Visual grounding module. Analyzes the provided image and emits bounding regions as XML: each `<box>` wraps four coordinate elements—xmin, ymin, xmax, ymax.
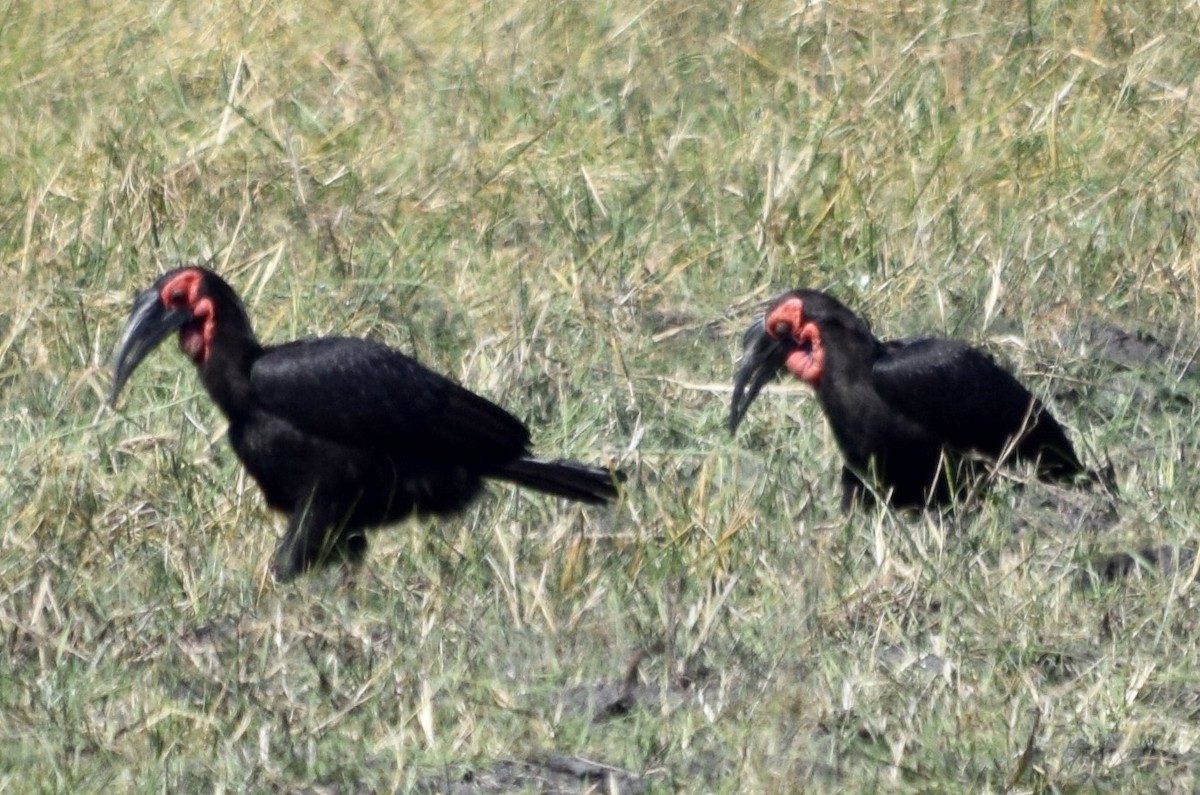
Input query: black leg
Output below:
<box><xmin>272</xmin><ymin>497</ymin><xmax>357</xmax><ymax>582</ymax></box>
<box><xmin>840</xmin><ymin>467</ymin><xmax>871</xmax><ymax>512</ymax></box>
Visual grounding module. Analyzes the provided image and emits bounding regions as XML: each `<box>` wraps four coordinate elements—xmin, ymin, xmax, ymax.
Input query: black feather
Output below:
<box><xmin>732</xmin><ymin>288</ymin><xmax>1092</xmax><ymax>510</ymax></box>
<box><xmin>111</xmin><ymin>267</ymin><xmax>623</xmax><ymax>581</ymax></box>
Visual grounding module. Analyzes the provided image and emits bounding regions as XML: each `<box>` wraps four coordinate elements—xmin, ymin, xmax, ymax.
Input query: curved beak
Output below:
<box><xmin>729</xmin><ymin>319</ymin><xmax>790</xmax><ymax>433</ymax></box>
<box><xmin>110</xmin><ymin>288</ymin><xmax>189</xmax><ymax>406</ymax></box>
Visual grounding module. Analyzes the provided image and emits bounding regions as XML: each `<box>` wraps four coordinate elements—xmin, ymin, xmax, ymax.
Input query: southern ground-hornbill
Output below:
<box><xmin>111</xmin><ymin>266</ymin><xmax>623</xmax><ymax>581</ymax></box>
<box><xmin>729</xmin><ymin>289</ymin><xmax>1093</xmax><ymax>509</ymax></box>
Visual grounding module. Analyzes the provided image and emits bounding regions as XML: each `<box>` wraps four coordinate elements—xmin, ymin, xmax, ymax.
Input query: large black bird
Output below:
<box><xmin>729</xmin><ymin>289</ymin><xmax>1090</xmax><ymax>509</ymax></box>
<box><xmin>111</xmin><ymin>266</ymin><xmax>622</xmax><ymax>581</ymax></box>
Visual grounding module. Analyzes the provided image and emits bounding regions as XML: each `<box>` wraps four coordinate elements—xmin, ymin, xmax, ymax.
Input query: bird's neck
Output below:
<box><xmin>819</xmin><ymin>327</ymin><xmax>879</xmax><ymax>381</ymax></box>
<box><xmin>197</xmin><ymin>314</ymin><xmax>263</xmax><ymax>419</ymax></box>
<box><xmin>812</xmin><ymin>330</ymin><xmax>882</xmax><ymax>410</ymax></box>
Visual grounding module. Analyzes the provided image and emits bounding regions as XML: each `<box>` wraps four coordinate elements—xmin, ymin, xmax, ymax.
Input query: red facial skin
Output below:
<box><xmin>730</xmin><ymin>287</ymin><xmax>1095</xmax><ymax>511</ymax></box>
<box><xmin>112</xmin><ymin>265</ymin><xmax>625</xmax><ymax>581</ymax></box>
<box><xmin>160</xmin><ymin>269</ymin><xmax>216</xmax><ymax>365</ymax></box>
<box><xmin>765</xmin><ymin>296</ymin><xmax>825</xmax><ymax>388</ymax></box>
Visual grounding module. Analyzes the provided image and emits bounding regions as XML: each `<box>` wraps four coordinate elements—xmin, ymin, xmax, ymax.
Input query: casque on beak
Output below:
<box><xmin>110</xmin><ymin>286</ymin><xmax>190</xmax><ymax>406</ymax></box>
<box><xmin>729</xmin><ymin>318</ymin><xmax>791</xmax><ymax>433</ymax></box>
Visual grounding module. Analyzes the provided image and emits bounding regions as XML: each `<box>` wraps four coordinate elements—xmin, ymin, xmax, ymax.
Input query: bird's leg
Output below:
<box><xmin>839</xmin><ymin>467</ymin><xmax>872</xmax><ymax>512</ymax></box>
<box><xmin>272</xmin><ymin>495</ymin><xmax>365</xmax><ymax>582</ymax></box>
<box><xmin>273</xmin><ymin>500</ymin><xmax>328</xmax><ymax>582</ymax></box>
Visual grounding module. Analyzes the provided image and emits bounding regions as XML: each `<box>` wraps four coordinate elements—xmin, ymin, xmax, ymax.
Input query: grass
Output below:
<box><xmin>3</xmin><ymin>0</ymin><xmax>1200</xmax><ymax>791</ymax></box>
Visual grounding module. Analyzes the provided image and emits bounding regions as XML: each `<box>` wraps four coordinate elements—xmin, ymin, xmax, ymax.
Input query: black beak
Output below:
<box><xmin>110</xmin><ymin>287</ymin><xmax>190</xmax><ymax>406</ymax></box>
<box><xmin>729</xmin><ymin>318</ymin><xmax>790</xmax><ymax>433</ymax></box>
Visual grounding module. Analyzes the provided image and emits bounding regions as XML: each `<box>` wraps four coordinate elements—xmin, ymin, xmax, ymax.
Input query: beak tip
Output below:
<box><xmin>729</xmin><ymin>321</ymin><xmax>788</xmax><ymax>437</ymax></box>
<box><xmin>109</xmin><ymin>362</ymin><xmax>133</xmax><ymax>408</ymax></box>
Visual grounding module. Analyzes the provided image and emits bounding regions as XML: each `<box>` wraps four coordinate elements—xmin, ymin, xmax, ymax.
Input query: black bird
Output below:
<box><xmin>111</xmin><ymin>266</ymin><xmax>623</xmax><ymax>581</ymax></box>
<box><xmin>729</xmin><ymin>289</ymin><xmax>1090</xmax><ymax>509</ymax></box>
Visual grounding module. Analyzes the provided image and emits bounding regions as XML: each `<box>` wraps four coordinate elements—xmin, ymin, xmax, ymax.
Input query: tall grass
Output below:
<box><xmin>3</xmin><ymin>1</ymin><xmax>1200</xmax><ymax>791</ymax></box>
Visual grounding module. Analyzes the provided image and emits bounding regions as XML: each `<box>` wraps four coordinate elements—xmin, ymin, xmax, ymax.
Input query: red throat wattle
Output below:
<box><xmin>766</xmin><ymin>297</ymin><xmax>825</xmax><ymax>388</ymax></box>
<box><xmin>180</xmin><ymin>317</ymin><xmax>212</xmax><ymax>364</ymax></box>
<box><xmin>162</xmin><ymin>270</ymin><xmax>216</xmax><ymax>365</ymax></box>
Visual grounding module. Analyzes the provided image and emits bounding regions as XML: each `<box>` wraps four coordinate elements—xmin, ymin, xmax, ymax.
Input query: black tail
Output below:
<box><xmin>495</xmin><ymin>457</ymin><xmax>624</xmax><ymax>504</ymax></box>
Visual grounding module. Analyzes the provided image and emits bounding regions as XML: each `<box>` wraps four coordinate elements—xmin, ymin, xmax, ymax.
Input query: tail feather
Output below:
<box><xmin>495</xmin><ymin>457</ymin><xmax>624</xmax><ymax>504</ymax></box>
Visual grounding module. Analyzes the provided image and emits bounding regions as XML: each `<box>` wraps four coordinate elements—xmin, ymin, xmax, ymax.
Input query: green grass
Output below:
<box><xmin>4</xmin><ymin>0</ymin><xmax>1200</xmax><ymax>791</ymax></box>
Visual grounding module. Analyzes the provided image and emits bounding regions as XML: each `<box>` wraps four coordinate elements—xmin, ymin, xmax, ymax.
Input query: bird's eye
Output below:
<box><xmin>771</xmin><ymin>321</ymin><xmax>792</xmax><ymax>338</ymax></box>
<box><xmin>170</xmin><ymin>290</ymin><xmax>186</xmax><ymax>305</ymax></box>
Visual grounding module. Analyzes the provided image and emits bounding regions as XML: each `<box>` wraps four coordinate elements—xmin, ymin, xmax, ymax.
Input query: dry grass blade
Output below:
<box><xmin>3</xmin><ymin>0</ymin><xmax>1200</xmax><ymax>792</ymax></box>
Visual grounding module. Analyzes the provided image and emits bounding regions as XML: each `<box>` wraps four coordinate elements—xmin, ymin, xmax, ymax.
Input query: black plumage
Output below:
<box><xmin>111</xmin><ymin>266</ymin><xmax>622</xmax><ymax>581</ymax></box>
<box><xmin>730</xmin><ymin>289</ymin><xmax>1090</xmax><ymax>509</ymax></box>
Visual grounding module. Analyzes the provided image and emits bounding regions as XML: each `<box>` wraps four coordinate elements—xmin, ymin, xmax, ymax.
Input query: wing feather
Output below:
<box><xmin>872</xmin><ymin>338</ymin><xmax>1080</xmax><ymax>473</ymax></box>
<box><xmin>250</xmin><ymin>337</ymin><xmax>530</xmax><ymax>465</ymax></box>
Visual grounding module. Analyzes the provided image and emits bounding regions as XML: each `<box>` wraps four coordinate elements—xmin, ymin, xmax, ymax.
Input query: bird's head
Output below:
<box><xmin>729</xmin><ymin>289</ymin><xmax>857</xmax><ymax>433</ymax></box>
<box><xmin>110</xmin><ymin>266</ymin><xmax>232</xmax><ymax>405</ymax></box>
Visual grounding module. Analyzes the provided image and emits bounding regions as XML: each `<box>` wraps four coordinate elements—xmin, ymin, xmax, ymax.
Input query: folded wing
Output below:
<box><xmin>250</xmin><ymin>337</ymin><xmax>531</xmax><ymax>467</ymax></box>
<box><xmin>871</xmin><ymin>338</ymin><xmax>1084</xmax><ymax>478</ymax></box>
